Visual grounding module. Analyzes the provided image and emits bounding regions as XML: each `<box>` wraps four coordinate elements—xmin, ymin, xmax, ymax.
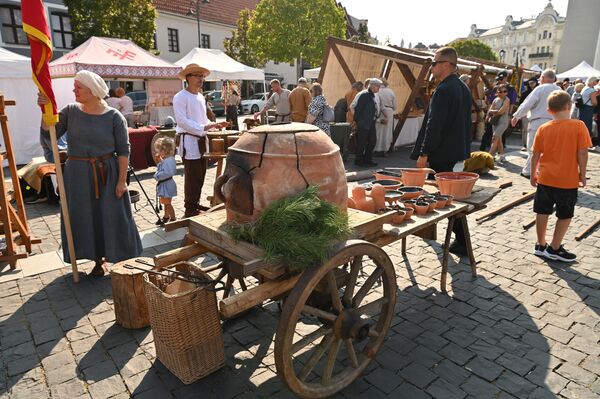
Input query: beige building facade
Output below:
<box><xmin>468</xmin><ymin>2</ymin><xmax>565</xmax><ymax>70</ymax></box>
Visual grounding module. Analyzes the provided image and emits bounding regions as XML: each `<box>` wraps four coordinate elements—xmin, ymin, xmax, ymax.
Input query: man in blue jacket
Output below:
<box><xmin>411</xmin><ymin>46</ymin><xmax>472</xmax><ymax>256</ymax></box>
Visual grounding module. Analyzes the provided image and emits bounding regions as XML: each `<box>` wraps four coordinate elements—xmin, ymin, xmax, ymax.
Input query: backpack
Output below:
<box><xmin>322</xmin><ymin>104</ymin><xmax>335</xmax><ymax>123</ymax></box>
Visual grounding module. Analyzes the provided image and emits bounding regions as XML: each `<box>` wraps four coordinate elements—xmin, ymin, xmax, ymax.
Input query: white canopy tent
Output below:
<box><xmin>175</xmin><ymin>48</ymin><xmax>265</xmax><ymax>81</ymax></box>
<box><xmin>0</xmin><ymin>47</ymin><xmax>44</xmax><ymax>164</ymax></box>
<box><xmin>49</xmin><ymin>37</ymin><xmax>182</xmax><ymax>109</ymax></box>
<box><xmin>305</xmin><ymin>67</ymin><xmax>321</xmax><ymax>80</ymax></box>
<box><xmin>557</xmin><ymin>61</ymin><xmax>600</xmax><ymax>80</ymax></box>
<box><xmin>530</xmin><ymin>64</ymin><xmax>543</xmax><ymax>73</ymax></box>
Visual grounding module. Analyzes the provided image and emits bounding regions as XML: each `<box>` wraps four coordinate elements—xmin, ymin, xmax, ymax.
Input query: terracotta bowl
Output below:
<box><xmin>384</xmin><ymin>190</ymin><xmax>405</xmax><ymax>205</ymax></box>
<box><xmin>413</xmin><ymin>202</ymin><xmax>429</xmax><ymax>215</ymax></box>
<box><xmin>434</xmin><ymin>172</ymin><xmax>479</xmax><ymax>199</ymax></box>
<box><xmin>398</xmin><ymin>206</ymin><xmax>414</xmax><ymax>220</ymax></box>
<box><xmin>439</xmin><ymin>195</ymin><xmax>454</xmax><ymax>205</ymax></box>
<box><xmin>372</xmin><ymin>179</ymin><xmax>402</xmax><ymax>191</ymax></box>
<box><xmin>403</xmin><ymin>200</ymin><xmax>417</xmax><ymax>209</ymax></box>
<box><xmin>400</xmin><ymin>186</ymin><xmax>424</xmax><ymax>200</ymax></box>
<box><xmin>373</xmin><ymin>172</ymin><xmax>403</xmax><ymax>183</ymax></box>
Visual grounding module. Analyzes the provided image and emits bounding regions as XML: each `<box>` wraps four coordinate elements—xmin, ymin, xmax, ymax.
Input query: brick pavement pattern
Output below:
<box><xmin>1</xmin><ymin>146</ymin><xmax>599</xmax><ymax>398</ymax></box>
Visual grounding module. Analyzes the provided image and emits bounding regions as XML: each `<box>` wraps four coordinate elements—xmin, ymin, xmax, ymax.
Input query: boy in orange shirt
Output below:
<box><xmin>531</xmin><ymin>90</ymin><xmax>591</xmax><ymax>262</ymax></box>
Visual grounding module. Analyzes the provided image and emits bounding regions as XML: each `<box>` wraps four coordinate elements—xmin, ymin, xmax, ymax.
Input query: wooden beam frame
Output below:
<box><xmin>389</xmin><ymin>60</ymin><xmax>431</xmax><ymax>152</ymax></box>
<box><xmin>330</xmin><ymin>42</ymin><xmax>356</xmax><ymax>85</ymax></box>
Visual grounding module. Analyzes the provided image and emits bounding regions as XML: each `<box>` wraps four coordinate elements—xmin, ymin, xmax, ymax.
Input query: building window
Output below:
<box><xmin>524</xmin><ymin>32</ymin><xmax>528</xmax><ymax>41</ymax></box>
<box><xmin>522</xmin><ymin>48</ymin><xmax>526</xmax><ymax>57</ymax></box>
<box><xmin>152</xmin><ymin>32</ymin><xmax>158</xmax><ymax>50</ymax></box>
<box><xmin>274</xmin><ymin>61</ymin><xmax>279</xmax><ymax>65</ymax></box>
<box><xmin>289</xmin><ymin>60</ymin><xmax>294</xmax><ymax>67</ymax></box>
<box><xmin>543</xmin><ymin>30</ymin><xmax>548</xmax><ymax>39</ymax></box>
<box><xmin>536</xmin><ymin>47</ymin><xmax>539</xmax><ymax>53</ymax></box>
<box><xmin>201</xmin><ymin>33</ymin><xmax>210</xmax><ymax>48</ymax></box>
<box><xmin>50</xmin><ymin>13</ymin><xmax>72</xmax><ymax>49</ymax></box>
<box><xmin>0</xmin><ymin>5</ymin><xmax>27</xmax><ymax>45</ymax></box>
<box><xmin>549</xmin><ymin>32</ymin><xmax>552</xmax><ymax>39</ymax></box>
<box><xmin>538</xmin><ymin>34</ymin><xmax>542</xmax><ymax>40</ymax></box>
<box><xmin>168</xmin><ymin>28</ymin><xmax>179</xmax><ymax>52</ymax></box>
<box><xmin>513</xmin><ymin>49</ymin><xmax>517</xmax><ymax>58</ymax></box>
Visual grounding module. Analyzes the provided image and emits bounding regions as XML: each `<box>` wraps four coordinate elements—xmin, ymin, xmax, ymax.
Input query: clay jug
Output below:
<box><xmin>214</xmin><ymin>123</ymin><xmax>348</xmax><ymax>223</ymax></box>
<box><xmin>370</xmin><ymin>184</ymin><xmax>386</xmax><ymax>211</ymax></box>
<box><xmin>350</xmin><ymin>186</ymin><xmax>375</xmax><ymax>213</ymax></box>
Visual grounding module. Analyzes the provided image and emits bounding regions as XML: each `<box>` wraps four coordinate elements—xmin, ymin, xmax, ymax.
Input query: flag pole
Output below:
<box><xmin>48</xmin><ymin>126</ymin><xmax>79</xmax><ymax>282</ymax></box>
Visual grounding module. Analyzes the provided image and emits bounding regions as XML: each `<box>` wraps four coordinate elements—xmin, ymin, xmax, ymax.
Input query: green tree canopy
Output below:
<box><xmin>224</xmin><ymin>9</ymin><xmax>266</xmax><ymax>68</ymax></box>
<box><xmin>247</xmin><ymin>0</ymin><xmax>346</xmax><ymax>66</ymax></box>
<box><xmin>64</xmin><ymin>0</ymin><xmax>156</xmax><ymax>50</ymax></box>
<box><xmin>450</xmin><ymin>39</ymin><xmax>498</xmax><ymax>62</ymax></box>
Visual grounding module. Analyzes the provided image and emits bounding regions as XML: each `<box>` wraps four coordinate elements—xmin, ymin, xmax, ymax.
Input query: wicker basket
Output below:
<box><xmin>143</xmin><ymin>262</ymin><xmax>225</xmax><ymax>384</ymax></box>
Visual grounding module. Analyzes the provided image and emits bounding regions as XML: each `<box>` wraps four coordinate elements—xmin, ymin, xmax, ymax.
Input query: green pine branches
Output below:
<box><xmin>228</xmin><ymin>186</ymin><xmax>352</xmax><ymax>273</ymax></box>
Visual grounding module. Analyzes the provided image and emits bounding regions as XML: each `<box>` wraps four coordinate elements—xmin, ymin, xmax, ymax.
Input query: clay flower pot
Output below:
<box><xmin>420</xmin><ymin>198</ymin><xmax>437</xmax><ymax>212</ymax></box>
<box><xmin>398</xmin><ymin>206</ymin><xmax>414</xmax><ymax>220</ymax></box>
<box><xmin>440</xmin><ymin>195</ymin><xmax>454</xmax><ymax>205</ymax></box>
<box><xmin>391</xmin><ymin>210</ymin><xmax>406</xmax><ymax>224</ymax></box>
<box><xmin>403</xmin><ymin>200</ymin><xmax>418</xmax><ymax>210</ymax></box>
<box><xmin>433</xmin><ymin>196</ymin><xmax>447</xmax><ymax>209</ymax></box>
<box><xmin>384</xmin><ymin>190</ymin><xmax>404</xmax><ymax>206</ymax></box>
<box><xmin>414</xmin><ymin>202</ymin><xmax>429</xmax><ymax>215</ymax></box>
<box><xmin>351</xmin><ymin>185</ymin><xmax>375</xmax><ymax>213</ymax></box>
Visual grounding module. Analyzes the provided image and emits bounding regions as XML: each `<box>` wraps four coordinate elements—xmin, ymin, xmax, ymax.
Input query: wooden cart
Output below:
<box><xmin>157</xmin><ymin>202</ymin><xmax>473</xmax><ymax>398</ymax></box>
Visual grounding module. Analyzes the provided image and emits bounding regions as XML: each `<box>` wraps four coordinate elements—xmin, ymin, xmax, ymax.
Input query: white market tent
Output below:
<box><xmin>50</xmin><ymin>36</ymin><xmax>182</xmax><ymax>108</ymax></box>
<box><xmin>557</xmin><ymin>61</ymin><xmax>600</xmax><ymax>80</ymax></box>
<box><xmin>305</xmin><ymin>67</ymin><xmax>320</xmax><ymax>80</ymax></box>
<box><xmin>0</xmin><ymin>47</ymin><xmax>44</xmax><ymax>164</ymax></box>
<box><xmin>530</xmin><ymin>64</ymin><xmax>543</xmax><ymax>72</ymax></box>
<box><xmin>175</xmin><ymin>48</ymin><xmax>264</xmax><ymax>81</ymax></box>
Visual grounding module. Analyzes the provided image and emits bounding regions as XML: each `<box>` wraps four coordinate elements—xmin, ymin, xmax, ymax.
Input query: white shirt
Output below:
<box><xmin>106</xmin><ymin>97</ymin><xmax>121</xmax><ymax>109</ymax></box>
<box><xmin>173</xmin><ymin>89</ymin><xmax>210</xmax><ymax>160</ymax></box>
<box><xmin>119</xmin><ymin>95</ymin><xmax>134</xmax><ymax>114</ymax></box>
<box><xmin>513</xmin><ymin>83</ymin><xmax>561</xmax><ymax>121</ymax></box>
<box><xmin>581</xmin><ymin>86</ymin><xmax>595</xmax><ymax>106</ymax></box>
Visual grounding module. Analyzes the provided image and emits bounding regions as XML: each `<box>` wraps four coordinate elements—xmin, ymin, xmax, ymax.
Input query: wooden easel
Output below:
<box><xmin>0</xmin><ymin>93</ymin><xmax>41</xmax><ymax>269</ymax></box>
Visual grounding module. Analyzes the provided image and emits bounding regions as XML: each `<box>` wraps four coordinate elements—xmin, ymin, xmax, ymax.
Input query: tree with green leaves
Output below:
<box><xmin>63</xmin><ymin>0</ymin><xmax>156</xmax><ymax>50</ymax></box>
<box><xmin>224</xmin><ymin>9</ymin><xmax>266</xmax><ymax>68</ymax></box>
<box><xmin>451</xmin><ymin>39</ymin><xmax>498</xmax><ymax>62</ymax></box>
<box><xmin>247</xmin><ymin>0</ymin><xmax>346</xmax><ymax>66</ymax></box>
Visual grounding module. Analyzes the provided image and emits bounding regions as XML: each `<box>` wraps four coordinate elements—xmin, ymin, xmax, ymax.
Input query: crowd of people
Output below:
<box><xmin>35</xmin><ymin>53</ymin><xmax>599</xmax><ymax>273</ymax></box>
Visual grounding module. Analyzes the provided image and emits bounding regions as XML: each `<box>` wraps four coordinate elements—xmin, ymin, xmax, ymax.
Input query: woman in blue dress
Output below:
<box><xmin>38</xmin><ymin>70</ymin><xmax>142</xmax><ymax>276</ymax></box>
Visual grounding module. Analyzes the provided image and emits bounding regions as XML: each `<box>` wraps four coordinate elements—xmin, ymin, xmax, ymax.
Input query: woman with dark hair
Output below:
<box><xmin>225</xmin><ymin>89</ymin><xmax>240</xmax><ymax>130</ymax></box>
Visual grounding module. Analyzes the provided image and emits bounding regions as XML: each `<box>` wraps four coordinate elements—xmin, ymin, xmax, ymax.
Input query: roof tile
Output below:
<box><xmin>153</xmin><ymin>0</ymin><xmax>260</xmax><ymax>27</ymax></box>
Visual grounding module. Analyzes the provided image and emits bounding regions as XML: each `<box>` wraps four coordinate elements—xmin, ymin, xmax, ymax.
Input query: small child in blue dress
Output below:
<box><xmin>153</xmin><ymin>137</ymin><xmax>178</xmax><ymax>224</ymax></box>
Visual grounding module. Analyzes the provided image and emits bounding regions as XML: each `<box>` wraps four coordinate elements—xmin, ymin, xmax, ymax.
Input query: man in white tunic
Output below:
<box><xmin>374</xmin><ymin>79</ymin><xmax>397</xmax><ymax>154</ymax></box>
<box><xmin>173</xmin><ymin>63</ymin><xmax>228</xmax><ymax>217</ymax></box>
<box><xmin>511</xmin><ymin>69</ymin><xmax>561</xmax><ymax>178</ymax></box>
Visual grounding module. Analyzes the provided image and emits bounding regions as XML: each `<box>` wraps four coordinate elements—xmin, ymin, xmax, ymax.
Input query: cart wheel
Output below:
<box><xmin>274</xmin><ymin>239</ymin><xmax>397</xmax><ymax>398</ymax></box>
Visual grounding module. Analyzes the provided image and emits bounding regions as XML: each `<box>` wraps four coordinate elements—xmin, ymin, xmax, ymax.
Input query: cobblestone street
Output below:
<box><xmin>1</xmin><ymin>142</ymin><xmax>599</xmax><ymax>398</ymax></box>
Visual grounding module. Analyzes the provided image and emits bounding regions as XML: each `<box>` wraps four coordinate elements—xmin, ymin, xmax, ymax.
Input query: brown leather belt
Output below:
<box><xmin>68</xmin><ymin>152</ymin><xmax>115</xmax><ymax>199</ymax></box>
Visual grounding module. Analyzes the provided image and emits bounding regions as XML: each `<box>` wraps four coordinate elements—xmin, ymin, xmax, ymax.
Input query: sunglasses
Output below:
<box><xmin>431</xmin><ymin>60</ymin><xmax>453</xmax><ymax>67</ymax></box>
<box><xmin>498</xmin><ymin>90</ymin><xmax>508</xmax><ymax>93</ymax></box>
<box><xmin>188</xmin><ymin>74</ymin><xmax>205</xmax><ymax>78</ymax></box>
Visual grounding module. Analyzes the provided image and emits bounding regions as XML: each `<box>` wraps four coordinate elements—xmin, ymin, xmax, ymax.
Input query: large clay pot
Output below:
<box><xmin>214</xmin><ymin>123</ymin><xmax>348</xmax><ymax>223</ymax></box>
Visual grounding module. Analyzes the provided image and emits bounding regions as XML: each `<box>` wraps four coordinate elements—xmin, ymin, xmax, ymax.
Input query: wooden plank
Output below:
<box><xmin>331</xmin><ymin>36</ymin><xmax>431</xmax><ymax>66</ymax></box>
<box><xmin>330</xmin><ymin>42</ymin><xmax>357</xmax><ymax>85</ymax></box>
<box><xmin>153</xmin><ymin>243</ymin><xmax>208</xmax><ymax>269</ymax></box>
<box><xmin>523</xmin><ymin>217</ymin><xmax>536</xmax><ymax>230</ymax></box>
<box><xmin>575</xmin><ymin>219</ymin><xmax>600</xmax><ymax>241</ymax></box>
<box><xmin>475</xmin><ymin>191</ymin><xmax>535</xmax><ymax>223</ymax></box>
<box><xmin>493</xmin><ymin>179</ymin><xmax>513</xmax><ymax>189</ymax></box>
<box><xmin>396</xmin><ymin>62</ymin><xmax>416</xmax><ymax>86</ymax></box>
<box><xmin>219</xmin><ymin>275</ymin><xmax>301</xmax><ymax>319</ymax></box>
<box><xmin>317</xmin><ymin>38</ymin><xmax>333</xmax><ymax>83</ymax></box>
<box><xmin>164</xmin><ymin>218</ymin><xmax>189</xmax><ymax>232</ymax></box>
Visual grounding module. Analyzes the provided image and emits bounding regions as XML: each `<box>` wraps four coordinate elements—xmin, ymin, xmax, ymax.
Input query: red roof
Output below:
<box><xmin>153</xmin><ymin>0</ymin><xmax>260</xmax><ymax>27</ymax></box>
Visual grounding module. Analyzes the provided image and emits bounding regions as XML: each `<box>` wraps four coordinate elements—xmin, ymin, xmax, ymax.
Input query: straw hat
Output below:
<box><xmin>178</xmin><ymin>63</ymin><xmax>210</xmax><ymax>80</ymax></box>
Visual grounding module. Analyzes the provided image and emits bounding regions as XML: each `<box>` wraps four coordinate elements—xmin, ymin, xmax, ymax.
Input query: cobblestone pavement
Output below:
<box><xmin>1</xmin><ymin>138</ymin><xmax>599</xmax><ymax>398</ymax></box>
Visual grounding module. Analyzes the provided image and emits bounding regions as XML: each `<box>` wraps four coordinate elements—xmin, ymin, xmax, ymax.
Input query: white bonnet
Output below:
<box><xmin>75</xmin><ymin>70</ymin><xmax>109</xmax><ymax>99</ymax></box>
